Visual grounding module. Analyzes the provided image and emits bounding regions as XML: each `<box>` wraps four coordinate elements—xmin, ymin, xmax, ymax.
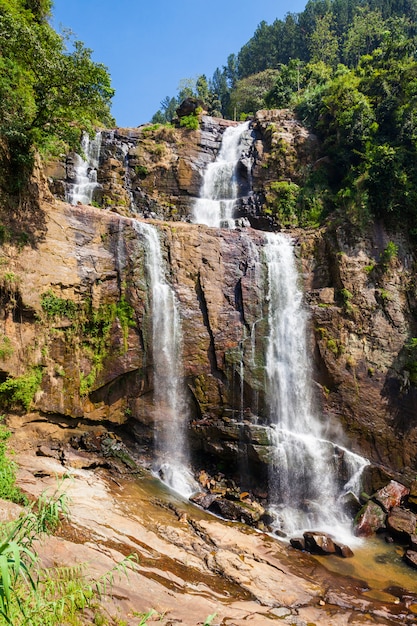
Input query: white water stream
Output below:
<box><xmin>66</xmin><ymin>132</ymin><xmax>102</xmax><ymax>205</ymax></box>
<box><xmin>193</xmin><ymin>122</ymin><xmax>250</xmax><ymax>228</ymax></box>
<box><xmin>133</xmin><ymin>221</ymin><xmax>197</xmax><ymax>497</ymax></box>
<box><xmin>264</xmin><ymin>233</ymin><xmax>368</xmax><ymax>540</ymax></box>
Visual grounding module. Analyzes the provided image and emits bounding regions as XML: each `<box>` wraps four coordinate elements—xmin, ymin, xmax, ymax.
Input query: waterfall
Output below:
<box><xmin>264</xmin><ymin>233</ymin><xmax>368</xmax><ymax>539</ymax></box>
<box><xmin>66</xmin><ymin>131</ymin><xmax>102</xmax><ymax>205</ymax></box>
<box><xmin>193</xmin><ymin>122</ymin><xmax>251</xmax><ymax>228</ymax></box>
<box><xmin>133</xmin><ymin>221</ymin><xmax>197</xmax><ymax>497</ymax></box>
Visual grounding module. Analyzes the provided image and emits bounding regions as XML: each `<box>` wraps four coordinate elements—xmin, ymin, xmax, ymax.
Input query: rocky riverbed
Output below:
<box><xmin>7</xmin><ymin>416</ymin><xmax>417</xmax><ymax>626</ymax></box>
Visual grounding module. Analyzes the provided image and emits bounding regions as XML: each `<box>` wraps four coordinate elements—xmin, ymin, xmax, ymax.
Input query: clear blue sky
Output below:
<box><xmin>52</xmin><ymin>0</ymin><xmax>308</xmax><ymax>128</ymax></box>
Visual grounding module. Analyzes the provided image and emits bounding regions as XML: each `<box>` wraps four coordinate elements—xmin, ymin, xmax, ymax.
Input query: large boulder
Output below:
<box><xmin>386</xmin><ymin>507</ymin><xmax>417</xmax><ymax>541</ymax></box>
<box><xmin>355</xmin><ymin>501</ymin><xmax>386</xmax><ymax>537</ymax></box>
<box><xmin>373</xmin><ymin>480</ymin><xmax>409</xmax><ymax>512</ymax></box>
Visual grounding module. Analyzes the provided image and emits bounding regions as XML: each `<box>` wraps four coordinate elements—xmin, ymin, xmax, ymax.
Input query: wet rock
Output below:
<box><xmin>386</xmin><ymin>507</ymin><xmax>417</xmax><ymax>541</ymax></box>
<box><xmin>355</xmin><ymin>500</ymin><xmax>386</xmax><ymax>536</ymax></box>
<box><xmin>189</xmin><ymin>492</ymin><xmax>218</xmax><ymax>509</ymax></box>
<box><xmin>335</xmin><ymin>543</ymin><xmax>354</xmax><ymax>558</ymax></box>
<box><xmin>373</xmin><ymin>480</ymin><xmax>409</xmax><ymax>513</ymax></box>
<box><xmin>340</xmin><ymin>490</ymin><xmax>362</xmax><ymax>517</ymax></box>
<box><xmin>290</xmin><ymin>537</ymin><xmax>306</xmax><ymax>551</ymax></box>
<box><xmin>208</xmin><ymin>498</ymin><xmax>264</xmax><ymax>526</ymax></box>
<box><xmin>301</xmin><ymin>532</ymin><xmax>353</xmax><ymax>557</ymax></box>
<box><xmin>407</xmin><ymin>479</ymin><xmax>417</xmax><ymax>512</ymax></box>
<box><xmin>303</xmin><ymin>531</ymin><xmax>337</xmax><ymax>555</ymax></box>
<box><xmin>404</xmin><ymin>550</ymin><xmax>417</xmax><ymax>569</ymax></box>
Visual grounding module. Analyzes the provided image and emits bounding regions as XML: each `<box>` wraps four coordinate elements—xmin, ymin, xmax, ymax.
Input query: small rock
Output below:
<box><xmin>208</xmin><ymin>498</ymin><xmax>263</xmax><ymax>526</ymax></box>
<box><xmin>335</xmin><ymin>543</ymin><xmax>354</xmax><ymax>558</ymax></box>
<box><xmin>404</xmin><ymin>550</ymin><xmax>417</xmax><ymax>569</ymax></box>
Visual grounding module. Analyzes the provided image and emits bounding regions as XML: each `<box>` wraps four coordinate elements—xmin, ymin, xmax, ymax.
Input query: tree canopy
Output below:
<box><xmin>0</xmin><ymin>0</ymin><xmax>114</xmax><ymax>172</ymax></box>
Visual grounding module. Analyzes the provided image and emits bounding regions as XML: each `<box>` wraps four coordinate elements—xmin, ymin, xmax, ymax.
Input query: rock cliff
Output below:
<box><xmin>2</xmin><ymin>110</ymin><xmax>417</xmax><ymax>497</ymax></box>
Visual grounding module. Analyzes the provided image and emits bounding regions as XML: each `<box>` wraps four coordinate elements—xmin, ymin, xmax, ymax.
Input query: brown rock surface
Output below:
<box><xmin>11</xmin><ymin>437</ymin><xmax>415</xmax><ymax>625</ymax></box>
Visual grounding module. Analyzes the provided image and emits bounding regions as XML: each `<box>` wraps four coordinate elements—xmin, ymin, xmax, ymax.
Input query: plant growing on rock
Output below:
<box><xmin>0</xmin><ymin>367</ymin><xmax>43</xmax><ymax>411</ymax></box>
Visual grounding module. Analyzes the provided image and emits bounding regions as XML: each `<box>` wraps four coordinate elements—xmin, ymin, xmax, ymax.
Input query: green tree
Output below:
<box><xmin>308</xmin><ymin>13</ymin><xmax>339</xmax><ymax>67</ymax></box>
<box><xmin>230</xmin><ymin>69</ymin><xmax>279</xmax><ymax>117</ymax></box>
<box><xmin>0</xmin><ymin>0</ymin><xmax>114</xmax><ymax>171</ymax></box>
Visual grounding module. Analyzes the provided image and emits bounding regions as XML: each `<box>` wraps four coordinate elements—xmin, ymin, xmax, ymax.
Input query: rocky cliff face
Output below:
<box><xmin>3</xmin><ymin>111</ymin><xmax>417</xmax><ymax>494</ymax></box>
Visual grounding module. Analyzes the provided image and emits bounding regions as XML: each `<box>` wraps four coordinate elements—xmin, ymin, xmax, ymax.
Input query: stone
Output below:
<box><xmin>373</xmin><ymin>480</ymin><xmax>409</xmax><ymax>513</ymax></box>
<box><xmin>355</xmin><ymin>501</ymin><xmax>387</xmax><ymax>536</ymax></box>
<box><xmin>303</xmin><ymin>531</ymin><xmax>337</xmax><ymax>555</ymax></box>
<box><xmin>189</xmin><ymin>492</ymin><xmax>218</xmax><ymax>509</ymax></box>
<box><xmin>208</xmin><ymin>498</ymin><xmax>263</xmax><ymax>526</ymax></box>
<box><xmin>290</xmin><ymin>537</ymin><xmax>306</xmax><ymax>551</ymax></box>
<box><xmin>404</xmin><ymin>550</ymin><xmax>417</xmax><ymax>569</ymax></box>
<box><xmin>386</xmin><ymin>507</ymin><xmax>417</xmax><ymax>541</ymax></box>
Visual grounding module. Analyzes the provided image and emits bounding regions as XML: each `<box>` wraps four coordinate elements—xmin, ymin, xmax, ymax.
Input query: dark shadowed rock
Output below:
<box><xmin>373</xmin><ymin>480</ymin><xmax>409</xmax><ymax>513</ymax></box>
<box><xmin>208</xmin><ymin>498</ymin><xmax>264</xmax><ymax>526</ymax></box>
<box><xmin>355</xmin><ymin>501</ymin><xmax>386</xmax><ymax>536</ymax></box>
<box><xmin>404</xmin><ymin>550</ymin><xmax>417</xmax><ymax>569</ymax></box>
<box><xmin>189</xmin><ymin>492</ymin><xmax>218</xmax><ymax>509</ymax></box>
<box><xmin>290</xmin><ymin>537</ymin><xmax>305</xmax><ymax>551</ymax></box>
<box><xmin>386</xmin><ymin>507</ymin><xmax>417</xmax><ymax>541</ymax></box>
<box><xmin>335</xmin><ymin>543</ymin><xmax>354</xmax><ymax>558</ymax></box>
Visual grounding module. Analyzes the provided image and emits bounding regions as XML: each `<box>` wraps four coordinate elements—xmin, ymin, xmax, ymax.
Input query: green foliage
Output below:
<box><xmin>381</xmin><ymin>241</ymin><xmax>398</xmax><ymax>265</ymax></box>
<box><xmin>229</xmin><ymin>69</ymin><xmax>279</xmax><ymax>117</ymax></box>
<box><xmin>0</xmin><ymin>367</ymin><xmax>43</xmax><ymax>411</ymax></box>
<box><xmin>179</xmin><ymin>113</ymin><xmax>199</xmax><ymax>130</ymax></box>
<box><xmin>0</xmin><ymin>419</ymin><xmax>27</xmax><ymax>505</ymax></box>
<box><xmin>78</xmin><ymin>296</ymin><xmax>135</xmax><ymax>395</ymax></box>
<box><xmin>40</xmin><ymin>290</ymin><xmax>77</xmax><ymax>320</ymax></box>
<box><xmin>0</xmin><ymin>488</ymin><xmax>136</xmax><ymax>625</ymax></box>
<box><xmin>0</xmin><ymin>0</ymin><xmax>114</xmax><ymax>180</ymax></box>
<box><xmin>265</xmin><ymin>180</ymin><xmax>300</xmax><ymax>226</ymax></box>
<box><xmin>0</xmin><ymin>335</ymin><xmax>13</xmax><ymax>360</ymax></box>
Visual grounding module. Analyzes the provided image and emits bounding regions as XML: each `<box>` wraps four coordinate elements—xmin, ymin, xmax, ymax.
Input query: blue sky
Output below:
<box><xmin>52</xmin><ymin>0</ymin><xmax>308</xmax><ymax>127</ymax></box>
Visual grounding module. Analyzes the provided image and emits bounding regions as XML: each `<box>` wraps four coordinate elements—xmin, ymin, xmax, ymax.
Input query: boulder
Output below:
<box><xmin>373</xmin><ymin>480</ymin><xmax>409</xmax><ymax>513</ymax></box>
<box><xmin>355</xmin><ymin>501</ymin><xmax>386</xmax><ymax>537</ymax></box>
<box><xmin>208</xmin><ymin>498</ymin><xmax>264</xmax><ymax>526</ymax></box>
<box><xmin>386</xmin><ymin>507</ymin><xmax>417</xmax><ymax>541</ymax></box>
<box><xmin>290</xmin><ymin>537</ymin><xmax>305</xmax><ymax>551</ymax></box>
<box><xmin>189</xmin><ymin>492</ymin><xmax>218</xmax><ymax>509</ymax></box>
<box><xmin>303</xmin><ymin>531</ymin><xmax>336</xmax><ymax>555</ymax></box>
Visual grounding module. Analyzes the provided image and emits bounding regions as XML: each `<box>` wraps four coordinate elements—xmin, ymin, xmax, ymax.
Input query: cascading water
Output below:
<box><xmin>264</xmin><ymin>232</ymin><xmax>368</xmax><ymax>539</ymax></box>
<box><xmin>133</xmin><ymin>221</ymin><xmax>197</xmax><ymax>497</ymax></box>
<box><xmin>66</xmin><ymin>131</ymin><xmax>102</xmax><ymax>205</ymax></box>
<box><xmin>193</xmin><ymin>122</ymin><xmax>251</xmax><ymax>228</ymax></box>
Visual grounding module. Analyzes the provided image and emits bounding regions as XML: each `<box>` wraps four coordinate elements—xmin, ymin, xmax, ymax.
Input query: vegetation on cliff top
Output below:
<box><xmin>0</xmin><ymin>0</ymin><xmax>114</xmax><ymax>188</ymax></box>
<box><xmin>152</xmin><ymin>0</ymin><xmax>417</xmax><ymax>234</ymax></box>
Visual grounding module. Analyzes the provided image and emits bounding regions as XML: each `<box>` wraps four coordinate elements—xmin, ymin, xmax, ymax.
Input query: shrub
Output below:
<box><xmin>40</xmin><ymin>290</ymin><xmax>77</xmax><ymax>320</ymax></box>
<box><xmin>0</xmin><ymin>367</ymin><xmax>43</xmax><ymax>411</ymax></box>
<box><xmin>0</xmin><ymin>419</ymin><xmax>27</xmax><ymax>505</ymax></box>
<box><xmin>179</xmin><ymin>114</ymin><xmax>199</xmax><ymax>130</ymax></box>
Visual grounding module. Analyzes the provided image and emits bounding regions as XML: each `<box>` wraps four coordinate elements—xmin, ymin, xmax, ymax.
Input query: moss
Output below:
<box><xmin>0</xmin><ymin>334</ymin><xmax>13</xmax><ymax>360</ymax></box>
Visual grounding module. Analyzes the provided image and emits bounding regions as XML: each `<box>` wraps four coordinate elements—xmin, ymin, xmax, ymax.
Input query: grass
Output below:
<box><xmin>0</xmin><ymin>423</ymin><xmax>141</xmax><ymax>625</ymax></box>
